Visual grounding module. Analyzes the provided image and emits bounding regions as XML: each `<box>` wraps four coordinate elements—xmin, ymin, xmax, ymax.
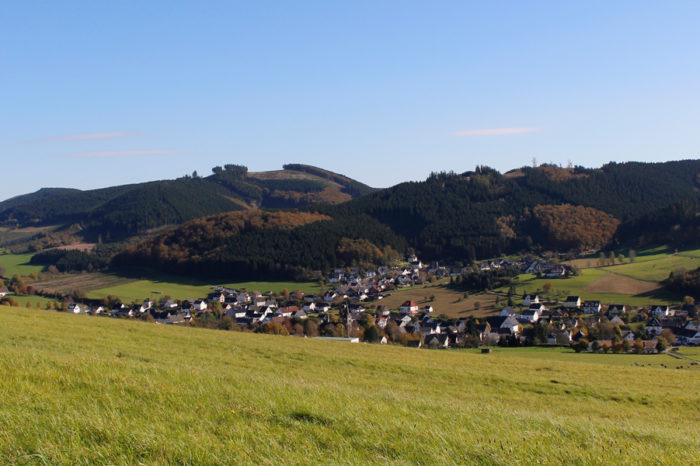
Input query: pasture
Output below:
<box><xmin>378</xmin><ymin>282</ymin><xmax>499</xmax><ymax>318</ymax></box>
<box><xmin>0</xmin><ymin>307</ymin><xmax>697</xmax><ymax>464</ymax></box>
<box><xmin>0</xmin><ymin>252</ymin><xmax>44</xmax><ymax>277</ymax></box>
<box><xmin>508</xmin><ymin>248</ymin><xmax>699</xmax><ymax>307</ymax></box>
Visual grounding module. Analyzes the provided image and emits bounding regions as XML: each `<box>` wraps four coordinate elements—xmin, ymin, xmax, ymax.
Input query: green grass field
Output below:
<box><xmin>86</xmin><ymin>278</ymin><xmax>320</xmax><ymax>302</ymax></box>
<box><xmin>503</xmin><ymin>269</ymin><xmax>664</xmax><ymax>306</ymax></box>
<box><xmin>465</xmin><ymin>346</ymin><xmax>700</xmax><ymax>369</ymax></box>
<box><xmin>605</xmin><ymin>254</ymin><xmax>698</xmax><ymax>282</ymax></box>
<box><xmin>506</xmin><ymin>248</ymin><xmax>699</xmax><ymax>307</ymax></box>
<box><xmin>0</xmin><ymin>253</ymin><xmax>44</xmax><ymax>278</ymax></box>
<box><xmin>0</xmin><ymin>307</ymin><xmax>698</xmax><ymax>463</ymax></box>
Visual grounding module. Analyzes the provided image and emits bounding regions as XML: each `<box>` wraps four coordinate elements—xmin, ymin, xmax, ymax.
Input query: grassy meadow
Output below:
<box><xmin>507</xmin><ymin>248</ymin><xmax>699</xmax><ymax>307</ymax></box>
<box><xmin>0</xmin><ymin>252</ymin><xmax>44</xmax><ymax>278</ymax></box>
<box><xmin>25</xmin><ymin>268</ymin><xmax>320</xmax><ymax>303</ymax></box>
<box><xmin>1</xmin><ymin>306</ymin><xmax>698</xmax><ymax>464</ymax></box>
<box><xmin>84</xmin><ymin>278</ymin><xmax>320</xmax><ymax>302</ymax></box>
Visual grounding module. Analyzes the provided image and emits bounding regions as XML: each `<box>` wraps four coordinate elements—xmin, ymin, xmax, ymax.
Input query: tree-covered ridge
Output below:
<box><xmin>118</xmin><ymin>210</ymin><xmax>332</xmax><ymax>263</ymax></box>
<box><xmin>0</xmin><ymin>164</ymin><xmax>375</xmax><ymax>240</ymax></box>
<box><xmin>315</xmin><ymin>160</ymin><xmax>700</xmax><ymax>262</ymax></box>
<box><xmin>0</xmin><ymin>188</ymin><xmax>80</xmax><ymax>214</ymax></box>
<box><xmin>614</xmin><ymin>198</ymin><xmax>700</xmax><ymax>248</ymax></box>
<box><xmin>113</xmin><ymin>211</ymin><xmax>405</xmax><ymax>280</ymax></box>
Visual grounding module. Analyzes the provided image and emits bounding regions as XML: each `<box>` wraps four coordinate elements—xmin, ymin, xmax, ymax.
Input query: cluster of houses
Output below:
<box><xmin>498</xmin><ymin>294</ymin><xmax>700</xmax><ymax>349</ymax></box>
<box><xmin>18</xmin><ymin>252</ymin><xmax>698</xmax><ymax>351</ymax></box>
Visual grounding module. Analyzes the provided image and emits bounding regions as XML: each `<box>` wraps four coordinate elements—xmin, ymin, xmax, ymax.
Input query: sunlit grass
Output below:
<box><xmin>0</xmin><ymin>306</ymin><xmax>697</xmax><ymax>463</ymax></box>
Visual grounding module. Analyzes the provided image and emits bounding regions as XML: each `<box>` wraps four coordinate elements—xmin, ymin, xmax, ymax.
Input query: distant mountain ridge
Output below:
<box><xmin>0</xmin><ymin>164</ymin><xmax>376</xmax><ymax>241</ymax></box>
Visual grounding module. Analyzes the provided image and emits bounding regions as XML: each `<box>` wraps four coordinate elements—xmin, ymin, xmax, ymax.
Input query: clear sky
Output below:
<box><xmin>2</xmin><ymin>1</ymin><xmax>699</xmax><ymax>200</ymax></box>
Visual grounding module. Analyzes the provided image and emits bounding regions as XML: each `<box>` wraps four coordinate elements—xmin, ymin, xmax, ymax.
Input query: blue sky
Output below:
<box><xmin>2</xmin><ymin>1</ymin><xmax>699</xmax><ymax>200</ymax></box>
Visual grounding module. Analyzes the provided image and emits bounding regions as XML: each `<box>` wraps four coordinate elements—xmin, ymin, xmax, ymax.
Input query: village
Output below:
<box><xmin>20</xmin><ymin>252</ymin><xmax>698</xmax><ymax>354</ymax></box>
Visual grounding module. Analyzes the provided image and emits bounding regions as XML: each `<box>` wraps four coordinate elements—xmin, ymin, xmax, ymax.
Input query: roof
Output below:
<box><xmin>401</xmin><ymin>301</ymin><xmax>418</xmax><ymax>307</ymax></box>
<box><xmin>565</xmin><ymin>296</ymin><xmax>580</xmax><ymax>302</ymax></box>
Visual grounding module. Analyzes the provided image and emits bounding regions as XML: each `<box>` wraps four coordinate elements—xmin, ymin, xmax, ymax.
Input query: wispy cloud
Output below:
<box><xmin>66</xmin><ymin>149</ymin><xmax>184</xmax><ymax>158</ymax></box>
<box><xmin>453</xmin><ymin>127</ymin><xmax>540</xmax><ymax>137</ymax></box>
<box><xmin>36</xmin><ymin>132</ymin><xmax>139</xmax><ymax>142</ymax></box>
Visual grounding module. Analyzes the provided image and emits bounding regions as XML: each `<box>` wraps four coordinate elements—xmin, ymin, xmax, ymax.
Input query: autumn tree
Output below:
<box><xmin>304</xmin><ymin>319</ymin><xmax>319</xmax><ymax>337</ymax></box>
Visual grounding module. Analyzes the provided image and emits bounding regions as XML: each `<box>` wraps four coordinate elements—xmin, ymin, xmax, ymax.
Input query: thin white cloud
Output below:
<box><xmin>454</xmin><ymin>127</ymin><xmax>540</xmax><ymax>137</ymax></box>
<box><xmin>66</xmin><ymin>149</ymin><xmax>184</xmax><ymax>158</ymax></box>
<box><xmin>36</xmin><ymin>132</ymin><xmax>139</xmax><ymax>142</ymax></box>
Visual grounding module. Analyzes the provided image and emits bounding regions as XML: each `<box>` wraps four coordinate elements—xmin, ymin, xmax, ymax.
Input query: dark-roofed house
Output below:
<box><xmin>522</xmin><ymin>294</ymin><xmax>540</xmax><ymax>307</ymax></box>
<box><xmin>564</xmin><ymin>296</ymin><xmax>581</xmax><ymax>309</ymax></box>
<box><xmin>672</xmin><ymin>328</ymin><xmax>700</xmax><ymax>345</ymax></box>
<box><xmin>517</xmin><ymin>309</ymin><xmax>540</xmax><ymax>323</ymax></box>
<box><xmin>424</xmin><ymin>334</ymin><xmax>449</xmax><ymax>348</ymax></box>
<box><xmin>646</xmin><ymin>318</ymin><xmax>663</xmax><ymax>336</ymax></box>
<box><xmin>650</xmin><ymin>305</ymin><xmax>674</xmax><ymax>318</ymax></box>
<box><xmin>583</xmin><ymin>301</ymin><xmax>601</xmax><ymax>314</ymax></box>
<box><xmin>486</xmin><ymin>315</ymin><xmax>520</xmax><ymax>336</ymax></box>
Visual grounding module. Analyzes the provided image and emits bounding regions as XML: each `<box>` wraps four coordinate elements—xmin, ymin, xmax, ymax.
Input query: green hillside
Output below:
<box><xmin>120</xmin><ymin>160</ymin><xmax>700</xmax><ymax>280</ymax></box>
<box><xmin>1</xmin><ymin>307</ymin><xmax>697</xmax><ymax>463</ymax></box>
<box><xmin>0</xmin><ymin>164</ymin><xmax>375</xmax><ymax>242</ymax></box>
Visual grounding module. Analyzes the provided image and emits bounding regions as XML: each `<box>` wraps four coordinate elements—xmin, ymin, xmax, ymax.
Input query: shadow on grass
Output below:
<box><xmin>633</xmin><ymin>287</ymin><xmax>683</xmax><ymax>302</ymax></box>
<box><xmin>289</xmin><ymin>411</ymin><xmax>331</xmax><ymax>425</ymax></box>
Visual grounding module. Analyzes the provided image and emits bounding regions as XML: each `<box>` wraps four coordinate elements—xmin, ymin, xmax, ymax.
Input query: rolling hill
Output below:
<box><xmin>0</xmin><ymin>164</ymin><xmax>376</xmax><ymax>242</ymax></box>
<box><xmin>118</xmin><ymin>160</ymin><xmax>700</xmax><ymax>279</ymax></box>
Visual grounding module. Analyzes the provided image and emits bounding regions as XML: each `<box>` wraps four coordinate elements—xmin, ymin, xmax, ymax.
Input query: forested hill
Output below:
<box><xmin>0</xmin><ymin>164</ymin><xmax>375</xmax><ymax>240</ymax></box>
<box><xmin>117</xmin><ymin>160</ymin><xmax>699</xmax><ymax>279</ymax></box>
<box><xmin>316</xmin><ymin>160</ymin><xmax>700</xmax><ymax>262</ymax></box>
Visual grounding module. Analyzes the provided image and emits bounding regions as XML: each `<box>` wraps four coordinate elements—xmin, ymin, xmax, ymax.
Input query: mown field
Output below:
<box><xmin>0</xmin><ymin>307</ymin><xmax>697</xmax><ymax>464</ymax></box>
<box><xmin>508</xmin><ymin>248</ymin><xmax>699</xmax><ymax>307</ymax></box>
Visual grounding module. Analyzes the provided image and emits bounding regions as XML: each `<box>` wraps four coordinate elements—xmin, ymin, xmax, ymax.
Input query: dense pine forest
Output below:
<box><xmin>113</xmin><ymin>160</ymin><xmax>699</xmax><ymax>279</ymax></box>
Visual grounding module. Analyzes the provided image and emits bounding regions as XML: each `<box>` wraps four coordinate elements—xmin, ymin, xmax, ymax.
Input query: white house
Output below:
<box><xmin>399</xmin><ymin>301</ymin><xmax>419</xmax><ymax>314</ymax></box>
<box><xmin>650</xmin><ymin>305</ymin><xmax>674</xmax><ymax>318</ymax></box>
<box><xmin>564</xmin><ymin>296</ymin><xmax>581</xmax><ymax>309</ymax></box>
<box><xmin>517</xmin><ymin>309</ymin><xmax>540</xmax><ymax>323</ymax></box>
<box><xmin>522</xmin><ymin>294</ymin><xmax>540</xmax><ymax>307</ymax></box>
<box><xmin>68</xmin><ymin>303</ymin><xmax>81</xmax><ymax>314</ymax></box>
